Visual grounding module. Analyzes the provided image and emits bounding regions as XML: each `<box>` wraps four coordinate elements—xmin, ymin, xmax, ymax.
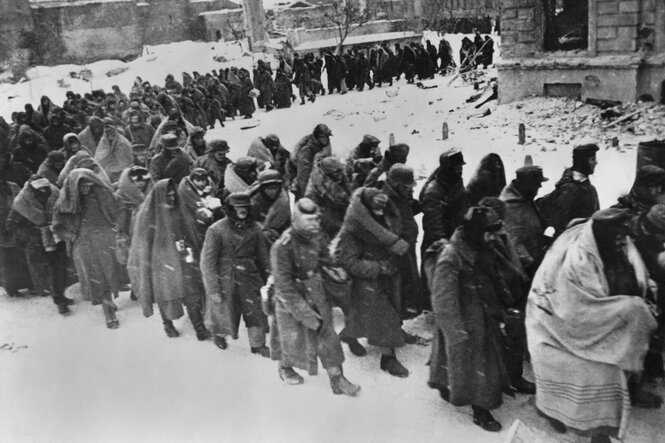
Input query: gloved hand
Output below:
<box><xmin>389</xmin><ymin>239</ymin><xmax>409</xmax><ymax>256</ymax></box>
<box><xmin>303</xmin><ymin>312</ymin><xmax>323</xmax><ymax>332</ymax></box>
<box><xmin>209</xmin><ymin>292</ymin><xmax>223</xmax><ymax>303</ymax></box>
<box><xmin>378</xmin><ymin>260</ymin><xmax>396</xmax><ymax>275</ymax></box>
<box><xmin>260</xmin><ymin>276</ymin><xmax>275</xmax><ymax>316</ymax></box>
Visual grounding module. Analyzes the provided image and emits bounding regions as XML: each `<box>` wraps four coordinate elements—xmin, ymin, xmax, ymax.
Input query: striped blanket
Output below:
<box><xmin>526</xmin><ymin>221</ymin><xmax>657</xmax><ymax>439</ymax></box>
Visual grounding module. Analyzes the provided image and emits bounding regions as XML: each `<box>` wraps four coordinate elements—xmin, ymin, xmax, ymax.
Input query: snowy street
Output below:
<box><xmin>1</xmin><ymin>37</ymin><xmax>664</xmax><ymax>443</ymax></box>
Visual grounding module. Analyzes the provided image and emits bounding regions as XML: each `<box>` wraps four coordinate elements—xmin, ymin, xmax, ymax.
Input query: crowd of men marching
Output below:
<box><xmin>0</xmin><ymin>48</ymin><xmax>661</xmax><ymax>443</ymax></box>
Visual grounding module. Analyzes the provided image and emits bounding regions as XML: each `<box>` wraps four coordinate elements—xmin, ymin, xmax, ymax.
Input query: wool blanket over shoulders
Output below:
<box><xmin>526</xmin><ymin>221</ymin><xmax>657</xmax><ymax>439</ymax></box>
<box><xmin>128</xmin><ymin>179</ymin><xmax>203</xmax><ymax>319</ymax></box>
<box><xmin>94</xmin><ymin>132</ymin><xmax>133</xmax><ymax>182</ymax></box>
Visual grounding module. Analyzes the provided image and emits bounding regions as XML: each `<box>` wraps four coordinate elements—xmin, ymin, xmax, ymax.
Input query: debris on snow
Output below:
<box><xmin>70</xmin><ymin>69</ymin><xmax>93</xmax><ymax>82</ymax></box>
<box><xmin>106</xmin><ymin>66</ymin><xmax>129</xmax><ymax>77</ymax></box>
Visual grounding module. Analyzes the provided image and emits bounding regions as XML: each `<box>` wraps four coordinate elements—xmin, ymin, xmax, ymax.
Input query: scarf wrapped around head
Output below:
<box><xmin>115</xmin><ymin>166</ymin><xmax>150</xmax><ymax>207</ymax></box>
<box><xmin>177</xmin><ymin>173</ymin><xmax>217</xmax><ymax>223</ymax></box>
<box><xmin>307</xmin><ymin>157</ymin><xmax>351</xmax><ymax>209</ymax></box>
<box><xmin>55</xmin><ymin>168</ymin><xmax>119</xmax><ymax>227</ymax></box>
<box><xmin>340</xmin><ymin>187</ymin><xmax>400</xmax><ymax>247</ymax></box>
<box><xmin>57</xmin><ymin>151</ymin><xmax>111</xmax><ymax>188</ymax></box>
<box><xmin>12</xmin><ymin>178</ymin><xmax>60</xmax><ymax>226</ymax></box>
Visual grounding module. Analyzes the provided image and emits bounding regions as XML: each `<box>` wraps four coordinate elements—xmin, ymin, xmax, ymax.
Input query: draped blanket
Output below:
<box><xmin>115</xmin><ymin>168</ymin><xmax>148</xmax><ymax>208</ymax></box>
<box><xmin>13</xmin><ymin>181</ymin><xmax>59</xmax><ymax>226</ymax></box>
<box><xmin>94</xmin><ymin>132</ymin><xmax>133</xmax><ymax>182</ymax></box>
<box><xmin>526</xmin><ymin>221</ymin><xmax>657</xmax><ymax>438</ymax></box>
<box><xmin>247</xmin><ymin>138</ymin><xmax>275</xmax><ymax>165</ymax></box>
<box><xmin>223</xmin><ymin>165</ymin><xmax>252</xmax><ymax>194</ymax></box>
<box><xmin>306</xmin><ymin>166</ymin><xmax>350</xmax><ymax>209</ymax></box>
<box><xmin>52</xmin><ymin>169</ymin><xmax>120</xmax><ymax>304</ymax></box>
<box><xmin>338</xmin><ymin>188</ymin><xmax>399</xmax><ymax>247</ymax></box>
<box><xmin>57</xmin><ymin>151</ymin><xmax>111</xmax><ymax>188</ymax></box>
<box><xmin>128</xmin><ymin>179</ymin><xmax>203</xmax><ymax>319</ymax></box>
<box><xmin>55</xmin><ymin>169</ymin><xmax>117</xmax><ymax>222</ymax></box>
<box><xmin>36</xmin><ymin>161</ymin><xmax>60</xmax><ymax>186</ymax></box>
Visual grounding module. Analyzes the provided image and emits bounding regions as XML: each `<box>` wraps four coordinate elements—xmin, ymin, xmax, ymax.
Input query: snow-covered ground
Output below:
<box><xmin>1</xmin><ymin>37</ymin><xmax>663</xmax><ymax>443</ymax></box>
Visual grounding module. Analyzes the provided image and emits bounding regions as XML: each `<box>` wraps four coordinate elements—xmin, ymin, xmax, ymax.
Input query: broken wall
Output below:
<box><xmin>498</xmin><ymin>0</ymin><xmax>665</xmax><ymax>104</ymax></box>
<box><xmin>199</xmin><ymin>9</ymin><xmax>245</xmax><ymax>42</ymax></box>
<box><xmin>3</xmin><ymin>0</ymin><xmax>238</xmax><ymax>65</ymax></box>
<box><xmin>31</xmin><ymin>0</ymin><xmax>142</xmax><ymax>64</ymax></box>
<box><xmin>271</xmin><ymin>4</ymin><xmax>334</xmax><ymax>30</ymax></box>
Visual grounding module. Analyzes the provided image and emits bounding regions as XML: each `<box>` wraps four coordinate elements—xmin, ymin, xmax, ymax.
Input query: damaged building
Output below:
<box><xmin>498</xmin><ymin>0</ymin><xmax>665</xmax><ymax>104</ymax></box>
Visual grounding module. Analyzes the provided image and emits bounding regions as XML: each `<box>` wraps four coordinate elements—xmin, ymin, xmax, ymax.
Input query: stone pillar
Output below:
<box><xmin>241</xmin><ymin>0</ymin><xmax>267</xmax><ymax>51</ymax></box>
<box><xmin>656</xmin><ymin>0</ymin><xmax>665</xmax><ymax>53</ymax></box>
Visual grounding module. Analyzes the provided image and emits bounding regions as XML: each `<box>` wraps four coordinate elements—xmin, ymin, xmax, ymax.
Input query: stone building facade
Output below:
<box><xmin>498</xmin><ymin>0</ymin><xmax>665</xmax><ymax>103</ymax></box>
<box><xmin>1</xmin><ymin>0</ymin><xmax>236</xmax><ymax>64</ymax></box>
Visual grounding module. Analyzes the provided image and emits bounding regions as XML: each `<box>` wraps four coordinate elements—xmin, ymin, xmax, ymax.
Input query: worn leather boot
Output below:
<box><xmin>380</xmin><ymin>354</ymin><xmax>409</xmax><ymax>378</ymax></box>
<box><xmin>329</xmin><ymin>368</ymin><xmax>361</xmax><ymax>397</ymax></box>
<box><xmin>511</xmin><ymin>377</ymin><xmax>536</xmax><ymax>395</ymax></box>
<box><xmin>251</xmin><ymin>346</ymin><xmax>270</xmax><ymax>358</ymax></box>
<box><xmin>163</xmin><ymin>320</ymin><xmax>179</xmax><ymax>338</ymax></box>
<box><xmin>53</xmin><ymin>296</ymin><xmax>71</xmax><ymax>315</ymax></box>
<box><xmin>102</xmin><ymin>302</ymin><xmax>119</xmax><ymax>329</ymax></box>
<box><xmin>57</xmin><ymin>302</ymin><xmax>70</xmax><ymax>315</ymax></box>
<box><xmin>186</xmin><ymin>305</ymin><xmax>210</xmax><ymax>341</ymax></box>
<box><xmin>214</xmin><ymin>334</ymin><xmax>227</xmax><ymax>350</ymax></box>
<box><xmin>341</xmin><ymin>337</ymin><xmax>367</xmax><ymax>357</ymax></box>
<box><xmin>278</xmin><ymin>366</ymin><xmax>304</xmax><ymax>385</ymax></box>
<box><xmin>472</xmin><ymin>406</ymin><xmax>502</xmax><ymax>432</ymax></box>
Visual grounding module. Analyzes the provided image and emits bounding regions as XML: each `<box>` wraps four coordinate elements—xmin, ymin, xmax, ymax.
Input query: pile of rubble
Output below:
<box><xmin>467</xmin><ymin>95</ymin><xmax>665</xmax><ymax>149</ymax></box>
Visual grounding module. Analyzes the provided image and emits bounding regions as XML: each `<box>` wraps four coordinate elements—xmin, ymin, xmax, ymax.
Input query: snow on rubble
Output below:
<box><xmin>1</xmin><ymin>37</ymin><xmax>664</xmax><ymax>443</ymax></box>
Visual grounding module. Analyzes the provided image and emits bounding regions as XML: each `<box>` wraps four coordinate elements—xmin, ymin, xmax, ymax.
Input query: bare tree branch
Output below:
<box><xmin>320</xmin><ymin>1</ymin><xmax>374</xmax><ymax>55</ymax></box>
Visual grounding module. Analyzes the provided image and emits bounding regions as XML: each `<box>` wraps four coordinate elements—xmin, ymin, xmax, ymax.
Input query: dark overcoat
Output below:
<box><xmin>536</xmin><ymin>168</ymin><xmax>599</xmax><ymax>236</ymax></box>
<box><xmin>200</xmin><ymin>217</ymin><xmax>270</xmax><ymax>339</ymax></box>
<box><xmin>332</xmin><ymin>189</ymin><xmax>405</xmax><ymax>348</ymax></box>
<box><xmin>428</xmin><ymin>228</ymin><xmax>510</xmax><ymax>410</ymax></box>
<box><xmin>500</xmin><ymin>181</ymin><xmax>547</xmax><ymax>271</ymax></box>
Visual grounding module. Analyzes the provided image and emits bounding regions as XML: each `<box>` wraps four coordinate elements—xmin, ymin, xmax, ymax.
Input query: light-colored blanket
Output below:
<box><xmin>526</xmin><ymin>221</ymin><xmax>657</xmax><ymax>438</ymax></box>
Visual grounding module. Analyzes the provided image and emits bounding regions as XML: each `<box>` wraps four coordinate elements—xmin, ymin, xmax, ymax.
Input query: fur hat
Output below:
<box><xmin>226</xmin><ymin>191</ymin><xmax>251</xmax><ymax>207</ymax></box>
<box><xmin>313</xmin><ymin>123</ymin><xmax>333</xmax><ymax>137</ymax></box>
<box><xmin>387</xmin><ymin>163</ymin><xmax>416</xmax><ymax>187</ymax></box>
<box><xmin>257</xmin><ymin>169</ymin><xmax>283</xmax><ymax>187</ymax></box>
<box><xmin>320</xmin><ymin>157</ymin><xmax>344</xmax><ymax>174</ymax></box>
<box><xmin>234</xmin><ymin>157</ymin><xmax>257</xmax><ymax>173</ymax></box>
<box><xmin>206</xmin><ymin>139</ymin><xmax>230</xmax><ymax>154</ymax></box>
<box><xmin>362</xmin><ymin>134</ymin><xmax>380</xmax><ymax>146</ymax></box>
<box><xmin>463</xmin><ymin>206</ymin><xmax>502</xmax><ymax>232</ymax></box>
<box><xmin>161</xmin><ymin>134</ymin><xmax>179</xmax><ymax>150</ymax></box>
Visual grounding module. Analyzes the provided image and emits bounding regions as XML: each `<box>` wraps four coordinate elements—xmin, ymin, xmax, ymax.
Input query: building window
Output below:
<box><xmin>543</xmin><ymin>0</ymin><xmax>588</xmax><ymax>51</ymax></box>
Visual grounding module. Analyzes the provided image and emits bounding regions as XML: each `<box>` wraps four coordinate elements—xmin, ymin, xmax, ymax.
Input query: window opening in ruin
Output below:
<box><xmin>543</xmin><ymin>0</ymin><xmax>588</xmax><ymax>51</ymax></box>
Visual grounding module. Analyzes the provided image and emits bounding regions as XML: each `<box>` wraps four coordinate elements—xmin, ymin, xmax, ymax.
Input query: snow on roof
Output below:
<box><xmin>30</xmin><ymin>0</ymin><xmax>134</xmax><ymax>8</ymax></box>
<box><xmin>288</xmin><ymin>1</ymin><xmax>314</xmax><ymax>7</ymax></box>
<box><xmin>199</xmin><ymin>8</ymin><xmax>243</xmax><ymax>16</ymax></box>
<box><xmin>293</xmin><ymin>31</ymin><xmax>421</xmax><ymax>51</ymax></box>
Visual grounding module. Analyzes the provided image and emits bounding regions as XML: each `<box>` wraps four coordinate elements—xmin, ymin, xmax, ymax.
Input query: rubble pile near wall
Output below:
<box><xmin>467</xmin><ymin>95</ymin><xmax>665</xmax><ymax>149</ymax></box>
